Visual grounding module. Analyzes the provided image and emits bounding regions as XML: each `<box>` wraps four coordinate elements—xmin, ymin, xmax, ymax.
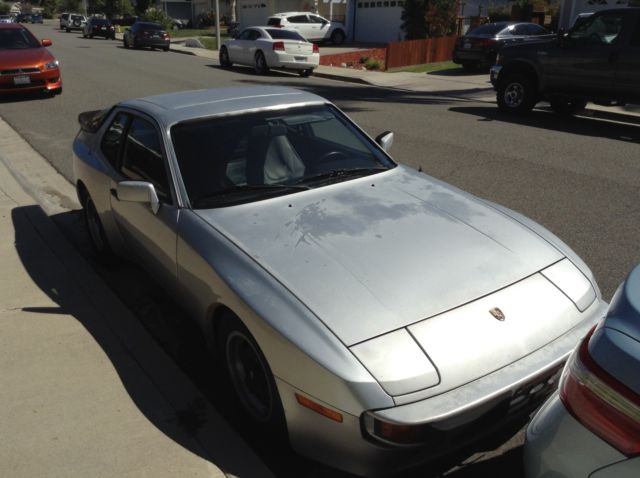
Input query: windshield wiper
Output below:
<box><xmin>295</xmin><ymin>167</ymin><xmax>388</xmax><ymax>185</ymax></box>
<box><xmin>192</xmin><ymin>183</ymin><xmax>310</xmax><ymax>207</ymax></box>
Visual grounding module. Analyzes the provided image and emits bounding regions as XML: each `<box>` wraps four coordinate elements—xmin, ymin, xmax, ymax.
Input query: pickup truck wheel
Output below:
<box><xmin>497</xmin><ymin>74</ymin><xmax>536</xmax><ymax>113</ymax></box>
<box><xmin>549</xmin><ymin>96</ymin><xmax>587</xmax><ymax>116</ymax></box>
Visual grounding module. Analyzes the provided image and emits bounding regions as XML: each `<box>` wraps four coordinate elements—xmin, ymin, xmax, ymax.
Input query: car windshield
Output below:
<box><xmin>0</xmin><ymin>28</ymin><xmax>41</xmax><ymax>49</ymax></box>
<box><xmin>266</xmin><ymin>28</ymin><xmax>306</xmax><ymax>41</ymax></box>
<box><xmin>171</xmin><ymin>104</ymin><xmax>396</xmax><ymax>208</ymax></box>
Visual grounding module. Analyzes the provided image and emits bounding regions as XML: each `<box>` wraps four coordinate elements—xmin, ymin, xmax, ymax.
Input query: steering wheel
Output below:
<box><xmin>318</xmin><ymin>151</ymin><xmax>348</xmax><ymax>163</ymax></box>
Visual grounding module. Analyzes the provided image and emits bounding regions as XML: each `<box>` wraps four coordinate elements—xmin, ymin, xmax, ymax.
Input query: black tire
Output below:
<box><xmin>66</xmin><ymin>27</ymin><xmax>70</xmax><ymax>33</ymax></box>
<box><xmin>549</xmin><ymin>96</ymin><xmax>588</xmax><ymax>116</ymax></box>
<box><xmin>299</xmin><ymin>68</ymin><xmax>313</xmax><ymax>78</ymax></box>
<box><xmin>219</xmin><ymin>46</ymin><xmax>232</xmax><ymax>67</ymax></box>
<box><xmin>83</xmin><ymin>194</ymin><xmax>112</xmax><ymax>260</ymax></box>
<box><xmin>82</xmin><ymin>32</ymin><xmax>87</xmax><ymax>38</ymax></box>
<box><xmin>89</xmin><ymin>34</ymin><xmax>93</xmax><ymax>39</ymax></box>
<box><xmin>217</xmin><ymin>315</ymin><xmax>285</xmax><ymax>429</ymax></box>
<box><xmin>254</xmin><ymin>51</ymin><xmax>269</xmax><ymax>74</ymax></box>
<box><xmin>163</xmin><ymin>46</ymin><xmax>169</xmax><ymax>51</ymax></box>
<box><xmin>330</xmin><ymin>29</ymin><xmax>345</xmax><ymax>45</ymax></box>
<box><xmin>497</xmin><ymin>73</ymin><xmax>536</xmax><ymax>114</ymax></box>
<box><xmin>123</xmin><ymin>37</ymin><xmax>129</xmax><ymax>48</ymax></box>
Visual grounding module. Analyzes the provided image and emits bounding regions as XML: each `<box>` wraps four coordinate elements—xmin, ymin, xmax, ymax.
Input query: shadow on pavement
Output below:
<box><xmin>427</xmin><ymin>68</ymin><xmax>488</xmax><ymax>77</ymax></box>
<box><xmin>12</xmin><ymin>204</ymin><xmax>270</xmax><ymax>477</ymax></box>
<box><xmin>450</xmin><ymin>105</ymin><xmax>640</xmax><ymax>142</ymax></box>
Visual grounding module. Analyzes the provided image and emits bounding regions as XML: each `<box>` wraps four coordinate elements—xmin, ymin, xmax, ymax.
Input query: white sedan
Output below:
<box><xmin>220</xmin><ymin>27</ymin><xmax>319</xmax><ymax>77</ymax></box>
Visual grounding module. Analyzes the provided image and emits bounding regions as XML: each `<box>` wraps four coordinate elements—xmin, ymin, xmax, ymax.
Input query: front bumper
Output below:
<box><xmin>283</xmin><ymin>299</ymin><xmax>607</xmax><ymax>477</ymax></box>
<box><xmin>490</xmin><ymin>65</ymin><xmax>502</xmax><ymax>88</ymax></box>
<box><xmin>0</xmin><ymin>68</ymin><xmax>62</xmax><ymax>94</ymax></box>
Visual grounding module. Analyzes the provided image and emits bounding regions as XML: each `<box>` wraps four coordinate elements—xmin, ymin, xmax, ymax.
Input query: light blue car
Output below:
<box><xmin>525</xmin><ymin>264</ymin><xmax>640</xmax><ymax>477</ymax></box>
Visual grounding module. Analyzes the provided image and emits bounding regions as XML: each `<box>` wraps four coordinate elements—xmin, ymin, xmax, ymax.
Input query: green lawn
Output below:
<box><xmin>198</xmin><ymin>37</ymin><xmax>217</xmax><ymax>50</ymax></box>
<box><xmin>389</xmin><ymin>61</ymin><xmax>461</xmax><ymax>74</ymax></box>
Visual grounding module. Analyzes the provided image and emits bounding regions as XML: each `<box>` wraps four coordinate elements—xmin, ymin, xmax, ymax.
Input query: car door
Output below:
<box><xmin>543</xmin><ymin>11</ymin><xmax>625</xmax><ymax>97</ymax></box>
<box><xmin>613</xmin><ymin>15</ymin><xmax>640</xmax><ymax>102</ymax></box>
<box><xmin>228</xmin><ymin>29</ymin><xmax>251</xmax><ymax>64</ymax></box>
<box><xmin>285</xmin><ymin>14</ymin><xmax>310</xmax><ymax>39</ymax></box>
<box><xmin>109</xmin><ymin>113</ymin><xmax>180</xmax><ymax>293</ymax></box>
<box><xmin>308</xmin><ymin>14</ymin><xmax>328</xmax><ymax>41</ymax></box>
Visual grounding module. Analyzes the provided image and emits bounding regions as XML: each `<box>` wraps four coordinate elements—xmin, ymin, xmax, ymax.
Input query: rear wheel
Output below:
<box><xmin>254</xmin><ymin>51</ymin><xmax>269</xmax><ymax>75</ymax></box>
<box><xmin>497</xmin><ymin>73</ymin><xmax>536</xmax><ymax>114</ymax></box>
<box><xmin>299</xmin><ymin>68</ymin><xmax>313</xmax><ymax>78</ymax></box>
<box><xmin>219</xmin><ymin>46</ymin><xmax>232</xmax><ymax>67</ymax></box>
<box><xmin>549</xmin><ymin>96</ymin><xmax>588</xmax><ymax>116</ymax></box>
<box><xmin>83</xmin><ymin>194</ymin><xmax>112</xmax><ymax>260</ymax></box>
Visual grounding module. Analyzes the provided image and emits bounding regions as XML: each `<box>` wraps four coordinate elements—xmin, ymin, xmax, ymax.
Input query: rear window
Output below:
<box><xmin>266</xmin><ymin>29</ymin><xmax>306</xmax><ymax>41</ymax></box>
<box><xmin>139</xmin><ymin>22</ymin><xmax>163</xmax><ymax>31</ymax></box>
<box><xmin>469</xmin><ymin>23</ymin><xmax>509</xmax><ymax>35</ymax></box>
<box><xmin>267</xmin><ymin>18</ymin><xmax>281</xmax><ymax>26</ymax></box>
<box><xmin>92</xmin><ymin>19</ymin><xmax>110</xmax><ymax>25</ymax></box>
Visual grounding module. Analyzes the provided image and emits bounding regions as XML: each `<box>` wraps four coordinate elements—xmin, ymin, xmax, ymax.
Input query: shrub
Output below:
<box><xmin>141</xmin><ymin>8</ymin><xmax>172</xmax><ymax>31</ymax></box>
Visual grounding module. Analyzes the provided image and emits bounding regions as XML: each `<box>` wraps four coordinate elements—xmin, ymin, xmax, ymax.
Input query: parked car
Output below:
<box><xmin>64</xmin><ymin>14</ymin><xmax>87</xmax><ymax>32</ymax></box>
<box><xmin>59</xmin><ymin>12</ymin><xmax>69</xmax><ymax>30</ymax></box>
<box><xmin>525</xmin><ymin>264</ymin><xmax>640</xmax><ymax>478</ymax></box>
<box><xmin>122</xmin><ymin>22</ymin><xmax>170</xmax><ymax>51</ymax></box>
<box><xmin>453</xmin><ymin>21</ymin><xmax>553</xmax><ymax>70</ymax></box>
<box><xmin>0</xmin><ymin>23</ymin><xmax>62</xmax><ymax>96</ymax></box>
<box><xmin>16</xmin><ymin>13</ymin><xmax>32</xmax><ymax>23</ymax></box>
<box><xmin>267</xmin><ymin>11</ymin><xmax>347</xmax><ymax>45</ymax></box>
<box><xmin>72</xmin><ymin>86</ymin><xmax>605</xmax><ymax>477</ymax></box>
<box><xmin>220</xmin><ymin>27</ymin><xmax>319</xmax><ymax>77</ymax></box>
<box><xmin>83</xmin><ymin>17</ymin><xmax>115</xmax><ymax>40</ymax></box>
<box><xmin>0</xmin><ymin>15</ymin><xmax>14</xmax><ymax>24</ymax></box>
<box><xmin>491</xmin><ymin>8</ymin><xmax>640</xmax><ymax>114</ymax></box>
<box><xmin>30</xmin><ymin>14</ymin><xmax>43</xmax><ymax>24</ymax></box>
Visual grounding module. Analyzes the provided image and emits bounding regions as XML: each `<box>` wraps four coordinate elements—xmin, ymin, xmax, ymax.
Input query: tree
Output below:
<box><xmin>427</xmin><ymin>0</ymin><xmax>457</xmax><ymax>36</ymax></box>
<box><xmin>42</xmin><ymin>0</ymin><xmax>58</xmax><ymax>18</ymax></box>
<box><xmin>401</xmin><ymin>0</ymin><xmax>429</xmax><ymax>39</ymax></box>
<box><xmin>0</xmin><ymin>2</ymin><xmax>10</xmax><ymax>15</ymax></box>
<box><xmin>134</xmin><ymin>0</ymin><xmax>151</xmax><ymax>16</ymax></box>
<box><xmin>58</xmin><ymin>0</ymin><xmax>82</xmax><ymax>13</ymax></box>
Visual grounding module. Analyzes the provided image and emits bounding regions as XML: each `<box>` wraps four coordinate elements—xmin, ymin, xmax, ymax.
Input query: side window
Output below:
<box><xmin>513</xmin><ymin>24</ymin><xmax>529</xmax><ymax>36</ymax></box>
<box><xmin>288</xmin><ymin>15</ymin><xmax>308</xmax><ymax>24</ymax></box>
<box><xmin>249</xmin><ymin>29</ymin><xmax>261</xmax><ymax>40</ymax></box>
<box><xmin>121</xmin><ymin>117</ymin><xmax>171</xmax><ymax>203</ymax></box>
<box><xmin>309</xmin><ymin>15</ymin><xmax>325</xmax><ymax>24</ymax></box>
<box><xmin>101</xmin><ymin>112</ymin><xmax>129</xmax><ymax>169</ymax></box>
<box><xmin>572</xmin><ymin>13</ymin><xmax>624</xmax><ymax>45</ymax></box>
<box><xmin>237</xmin><ymin>29</ymin><xmax>252</xmax><ymax>40</ymax></box>
<box><xmin>527</xmin><ymin>24</ymin><xmax>548</xmax><ymax>35</ymax></box>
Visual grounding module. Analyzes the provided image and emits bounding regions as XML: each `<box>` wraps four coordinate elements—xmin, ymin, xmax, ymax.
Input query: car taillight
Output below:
<box><xmin>273</xmin><ymin>41</ymin><xmax>285</xmax><ymax>51</ymax></box>
<box><xmin>474</xmin><ymin>39</ymin><xmax>495</xmax><ymax>48</ymax></box>
<box><xmin>312</xmin><ymin>43</ymin><xmax>319</xmax><ymax>53</ymax></box>
<box><xmin>163</xmin><ymin>33</ymin><xmax>170</xmax><ymax>39</ymax></box>
<box><xmin>560</xmin><ymin>326</ymin><xmax>640</xmax><ymax>456</ymax></box>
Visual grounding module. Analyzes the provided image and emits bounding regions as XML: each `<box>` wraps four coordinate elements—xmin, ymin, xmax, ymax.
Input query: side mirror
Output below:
<box><xmin>116</xmin><ymin>181</ymin><xmax>160</xmax><ymax>214</ymax></box>
<box><xmin>375</xmin><ymin>131</ymin><xmax>394</xmax><ymax>153</ymax></box>
<box><xmin>41</xmin><ymin>39</ymin><xmax>52</xmax><ymax>47</ymax></box>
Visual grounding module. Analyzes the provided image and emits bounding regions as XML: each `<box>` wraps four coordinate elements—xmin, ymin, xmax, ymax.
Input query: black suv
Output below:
<box><xmin>83</xmin><ymin>18</ymin><xmax>116</xmax><ymax>40</ymax></box>
<box><xmin>491</xmin><ymin>8</ymin><xmax>640</xmax><ymax>114</ymax></box>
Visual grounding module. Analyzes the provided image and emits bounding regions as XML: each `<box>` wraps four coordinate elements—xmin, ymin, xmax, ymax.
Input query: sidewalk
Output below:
<box><xmin>0</xmin><ymin>122</ymin><xmax>273</xmax><ymax>477</ymax></box>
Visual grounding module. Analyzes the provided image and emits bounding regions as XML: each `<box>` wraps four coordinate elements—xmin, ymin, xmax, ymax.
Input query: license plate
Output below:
<box><xmin>13</xmin><ymin>76</ymin><xmax>30</xmax><ymax>85</ymax></box>
<box><xmin>463</xmin><ymin>42</ymin><xmax>471</xmax><ymax>49</ymax></box>
<box><xmin>295</xmin><ymin>56</ymin><xmax>307</xmax><ymax>61</ymax></box>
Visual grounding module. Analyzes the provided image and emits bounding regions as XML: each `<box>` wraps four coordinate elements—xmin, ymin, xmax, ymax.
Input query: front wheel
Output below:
<box><xmin>330</xmin><ymin>29</ymin><xmax>345</xmax><ymax>45</ymax></box>
<box><xmin>254</xmin><ymin>51</ymin><xmax>269</xmax><ymax>75</ymax></box>
<box><xmin>497</xmin><ymin>73</ymin><xmax>536</xmax><ymax>114</ymax></box>
<box><xmin>299</xmin><ymin>68</ymin><xmax>313</xmax><ymax>78</ymax></box>
<box><xmin>219</xmin><ymin>46</ymin><xmax>232</xmax><ymax>67</ymax></box>
<box><xmin>218</xmin><ymin>315</ymin><xmax>285</xmax><ymax>429</ymax></box>
<box><xmin>549</xmin><ymin>96</ymin><xmax>587</xmax><ymax>116</ymax></box>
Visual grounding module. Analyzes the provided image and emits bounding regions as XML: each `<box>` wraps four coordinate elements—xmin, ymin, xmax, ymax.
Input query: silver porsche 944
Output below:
<box><xmin>72</xmin><ymin>87</ymin><xmax>606</xmax><ymax>476</ymax></box>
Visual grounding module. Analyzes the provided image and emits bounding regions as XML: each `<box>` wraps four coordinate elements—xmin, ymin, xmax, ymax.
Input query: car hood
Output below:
<box><xmin>0</xmin><ymin>47</ymin><xmax>53</xmax><ymax>68</ymax></box>
<box><xmin>195</xmin><ymin>165</ymin><xmax>563</xmax><ymax>346</ymax></box>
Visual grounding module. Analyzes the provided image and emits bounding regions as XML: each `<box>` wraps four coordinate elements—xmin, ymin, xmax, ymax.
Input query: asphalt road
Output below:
<box><xmin>1</xmin><ymin>21</ymin><xmax>640</xmax><ymax>478</ymax></box>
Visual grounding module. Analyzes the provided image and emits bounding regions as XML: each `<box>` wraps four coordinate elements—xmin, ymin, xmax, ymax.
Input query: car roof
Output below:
<box><xmin>120</xmin><ymin>87</ymin><xmax>327</xmax><ymax>126</ymax></box>
<box><xmin>0</xmin><ymin>23</ymin><xmax>26</xmax><ymax>30</ymax></box>
<box><xmin>269</xmin><ymin>12</ymin><xmax>315</xmax><ymax>17</ymax></box>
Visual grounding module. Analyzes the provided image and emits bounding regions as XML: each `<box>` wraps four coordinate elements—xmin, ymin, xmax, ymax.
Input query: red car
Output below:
<box><xmin>0</xmin><ymin>23</ymin><xmax>62</xmax><ymax>96</ymax></box>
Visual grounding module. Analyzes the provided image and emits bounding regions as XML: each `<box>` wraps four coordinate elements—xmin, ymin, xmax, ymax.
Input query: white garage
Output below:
<box><xmin>353</xmin><ymin>0</ymin><xmax>404</xmax><ymax>43</ymax></box>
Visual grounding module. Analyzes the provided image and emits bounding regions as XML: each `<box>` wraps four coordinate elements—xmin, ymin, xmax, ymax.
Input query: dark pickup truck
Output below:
<box><xmin>490</xmin><ymin>8</ymin><xmax>640</xmax><ymax>114</ymax></box>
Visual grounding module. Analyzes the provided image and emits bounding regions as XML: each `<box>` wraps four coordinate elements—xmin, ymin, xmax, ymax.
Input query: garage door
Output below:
<box><xmin>354</xmin><ymin>0</ymin><xmax>404</xmax><ymax>43</ymax></box>
<box><xmin>238</xmin><ymin>0</ymin><xmax>270</xmax><ymax>28</ymax></box>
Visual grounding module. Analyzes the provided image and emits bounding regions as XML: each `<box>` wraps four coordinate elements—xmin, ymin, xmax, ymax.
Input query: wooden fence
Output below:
<box><xmin>385</xmin><ymin>36</ymin><xmax>458</xmax><ymax>70</ymax></box>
